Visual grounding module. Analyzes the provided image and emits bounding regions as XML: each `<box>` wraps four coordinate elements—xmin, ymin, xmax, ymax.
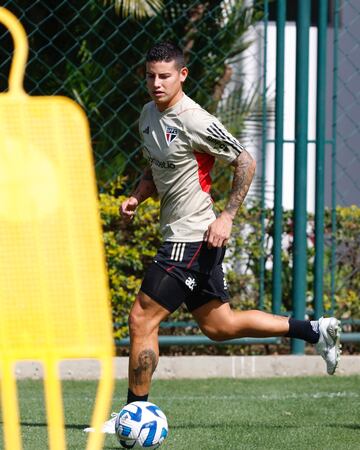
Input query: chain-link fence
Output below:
<box><xmin>332</xmin><ymin>0</ymin><xmax>360</xmax><ymax>207</ymax></box>
<box><xmin>1</xmin><ymin>1</ymin><xmax>359</xmax><ymax>345</ymax></box>
<box><xmin>324</xmin><ymin>0</ymin><xmax>360</xmax><ymax>324</ymax></box>
<box><xmin>0</xmin><ymin>0</ymin><xmax>265</xmax><ymax>194</ymax></box>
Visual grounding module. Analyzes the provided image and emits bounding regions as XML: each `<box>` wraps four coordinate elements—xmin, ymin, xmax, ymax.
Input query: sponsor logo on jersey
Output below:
<box><xmin>206</xmin><ymin>122</ymin><xmax>244</xmax><ymax>154</ymax></box>
<box><xmin>206</xmin><ymin>135</ymin><xmax>229</xmax><ymax>152</ymax></box>
<box><xmin>165</xmin><ymin>126</ymin><xmax>178</xmax><ymax>145</ymax></box>
<box><xmin>148</xmin><ymin>157</ymin><xmax>176</xmax><ymax>169</ymax></box>
<box><xmin>144</xmin><ymin>147</ymin><xmax>176</xmax><ymax>169</ymax></box>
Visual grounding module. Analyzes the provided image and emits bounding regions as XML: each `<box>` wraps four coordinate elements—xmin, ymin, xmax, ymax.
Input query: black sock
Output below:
<box><xmin>285</xmin><ymin>318</ymin><xmax>320</xmax><ymax>344</ymax></box>
<box><xmin>127</xmin><ymin>388</ymin><xmax>149</xmax><ymax>404</ymax></box>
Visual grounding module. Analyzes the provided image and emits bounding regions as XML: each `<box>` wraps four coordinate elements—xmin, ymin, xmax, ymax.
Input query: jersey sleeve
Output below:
<box><xmin>185</xmin><ymin>108</ymin><xmax>244</xmax><ymax>164</ymax></box>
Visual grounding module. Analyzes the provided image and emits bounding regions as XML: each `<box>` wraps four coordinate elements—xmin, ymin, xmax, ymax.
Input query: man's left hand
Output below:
<box><xmin>205</xmin><ymin>212</ymin><xmax>233</xmax><ymax>248</ymax></box>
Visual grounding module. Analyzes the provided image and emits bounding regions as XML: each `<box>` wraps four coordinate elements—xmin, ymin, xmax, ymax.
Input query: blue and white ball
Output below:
<box><xmin>115</xmin><ymin>401</ymin><xmax>168</xmax><ymax>449</ymax></box>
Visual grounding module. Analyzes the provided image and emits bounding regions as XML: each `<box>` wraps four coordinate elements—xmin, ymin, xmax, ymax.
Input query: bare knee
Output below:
<box><xmin>128</xmin><ymin>300</ymin><xmax>154</xmax><ymax>338</ymax></box>
<box><xmin>128</xmin><ymin>291</ymin><xmax>169</xmax><ymax>339</ymax></box>
<box><xmin>128</xmin><ymin>307</ymin><xmax>146</xmax><ymax>338</ymax></box>
<box><xmin>199</xmin><ymin>318</ymin><xmax>236</xmax><ymax>342</ymax></box>
<box><xmin>193</xmin><ymin>302</ymin><xmax>238</xmax><ymax>341</ymax></box>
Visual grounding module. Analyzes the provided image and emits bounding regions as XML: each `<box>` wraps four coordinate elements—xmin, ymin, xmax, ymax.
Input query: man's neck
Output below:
<box><xmin>156</xmin><ymin>91</ymin><xmax>184</xmax><ymax>112</ymax></box>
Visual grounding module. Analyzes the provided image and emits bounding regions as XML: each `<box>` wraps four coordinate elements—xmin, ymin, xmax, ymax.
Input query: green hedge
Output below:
<box><xmin>100</xmin><ymin>177</ymin><xmax>360</xmax><ymax>339</ymax></box>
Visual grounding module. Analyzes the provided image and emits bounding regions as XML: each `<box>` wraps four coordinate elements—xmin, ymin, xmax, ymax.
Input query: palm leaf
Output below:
<box><xmin>104</xmin><ymin>0</ymin><xmax>163</xmax><ymax>18</ymax></box>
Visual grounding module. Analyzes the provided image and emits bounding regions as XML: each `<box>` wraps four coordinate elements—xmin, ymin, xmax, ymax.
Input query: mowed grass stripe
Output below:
<box><xmin>0</xmin><ymin>376</ymin><xmax>359</xmax><ymax>449</ymax></box>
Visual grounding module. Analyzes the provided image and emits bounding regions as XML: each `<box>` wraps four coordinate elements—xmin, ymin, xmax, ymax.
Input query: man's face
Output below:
<box><xmin>146</xmin><ymin>60</ymin><xmax>188</xmax><ymax>111</ymax></box>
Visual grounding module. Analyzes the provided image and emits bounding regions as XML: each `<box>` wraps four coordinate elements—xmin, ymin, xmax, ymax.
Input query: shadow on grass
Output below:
<box><xmin>15</xmin><ymin>421</ymin><xmax>91</xmax><ymax>430</ymax></box>
<box><xmin>7</xmin><ymin>420</ymin><xmax>360</xmax><ymax>432</ymax></box>
<box><xmin>17</xmin><ymin>420</ymin><xmax>358</xmax><ymax>432</ymax></box>
<box><xmin>7</xmin><ymin>421</ymin><xmax>122</xmax><ymax>450</ymax></box>
<box><xmin>328</xmin><ymin>423</ymin><xmax>360</xmax><ymax>430</ymax></box>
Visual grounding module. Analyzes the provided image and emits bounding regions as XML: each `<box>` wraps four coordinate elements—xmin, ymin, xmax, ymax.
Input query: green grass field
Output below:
<box><xmin>1</xmin><ymin>376</ymin><xmax>359</xmax><ymax>449</ymax></box>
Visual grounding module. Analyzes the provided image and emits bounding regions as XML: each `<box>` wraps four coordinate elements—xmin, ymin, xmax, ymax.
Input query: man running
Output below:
<box><xmin>85</xmin><ymin>41</ymin><xmax>341</xmax><ymax>434</ymax></box>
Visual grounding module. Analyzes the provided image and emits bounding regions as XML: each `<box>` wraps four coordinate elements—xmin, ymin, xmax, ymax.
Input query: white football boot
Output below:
<box><xmin>83</xmin><ymin>412</ymin><xmax>117</xmax><ymax>434</ymax></box>
<box><xmin>315</xmin><ymin>317</ymin><xmax>341</xmax><ymax>375</ymax></box>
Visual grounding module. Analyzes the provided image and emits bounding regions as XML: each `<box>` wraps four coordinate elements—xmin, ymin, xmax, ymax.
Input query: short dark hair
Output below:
<box><xmin>146</xmin><ymin>42</ymin><xmax>185</xmax><ymax>69</ymax></box>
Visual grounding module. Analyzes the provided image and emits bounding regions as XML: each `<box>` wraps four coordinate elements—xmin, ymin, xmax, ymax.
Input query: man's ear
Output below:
<box><xmin>180</xmin><ymin>66</ymin><xmax>188</xmax><ymax>83</ymax></box>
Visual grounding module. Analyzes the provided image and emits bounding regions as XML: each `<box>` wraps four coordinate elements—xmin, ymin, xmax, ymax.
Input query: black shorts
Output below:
<box><xmin>141</xmin><ymin>241</ymin><xmax>230</xmax><ymax>313</ymax></box>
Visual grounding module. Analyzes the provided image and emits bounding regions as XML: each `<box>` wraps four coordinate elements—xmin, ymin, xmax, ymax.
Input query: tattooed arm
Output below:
<box><xmin>225</xmin><ymin>149</ymin><xmax>256</xmax><ymax>219</ymax></box>
<box><xmin>120</xmin><ymin>166</ymin><xmax>157</xmax><ymax>222</ymax></box>
<box><xmin>206</xmin><ymin>149</ymin><xmax>256</xmax><ymax>248</ymax></box>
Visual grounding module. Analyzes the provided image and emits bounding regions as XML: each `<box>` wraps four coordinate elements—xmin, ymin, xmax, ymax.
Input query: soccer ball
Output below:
<box><xmin>115</xmin><ymin>401</ymin><xmax>168</xmax><ymax>449</ymax></box>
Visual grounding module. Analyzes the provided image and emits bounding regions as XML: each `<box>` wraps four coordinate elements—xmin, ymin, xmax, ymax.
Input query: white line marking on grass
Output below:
<box><xmin>154</xmin><ymin>391</ymin><xmax>359</xmax><ymax>401</ymax></box>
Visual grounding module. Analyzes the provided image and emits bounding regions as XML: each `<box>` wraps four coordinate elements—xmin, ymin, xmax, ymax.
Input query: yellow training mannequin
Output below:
<box><xmin>0</xmin><ymin>7</ymin><xmax>114</xmax><ymax>450</ymax></box>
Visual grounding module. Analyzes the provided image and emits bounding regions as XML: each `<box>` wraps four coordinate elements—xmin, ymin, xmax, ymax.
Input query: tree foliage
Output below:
<box><xmin>104</xmin><ymin>0</ymin><xmax>164</xmax><ymax>18</ymax></box>
<box><xmin>1</xmin><ymin>0</ymin><xmax>263</xmax><ymax>186</ymax></box>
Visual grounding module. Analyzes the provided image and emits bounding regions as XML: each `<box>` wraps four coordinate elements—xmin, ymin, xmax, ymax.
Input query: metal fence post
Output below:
<box><xmin>259</xmin><ymin>0</ymin><xmax>269</xmax><ymax>311</ymax></box>
<box><xmin>314</xmin><ymin>0</ymin><xmax>328</xmax><ymax>319</ymax></box>
<box><xmin>292</xmin><ymin>0</ymin><xmax>311</xmax><ymax>355</ymax></box>
<box><xmin>272</xmin><ymin>0</ymin><xmax>286</xmax><ymax>315</ymax></box>
<box><xmin>331</xmin><ymin>0</ymin><xmax>340</xmax><ymax>315</ymax></box>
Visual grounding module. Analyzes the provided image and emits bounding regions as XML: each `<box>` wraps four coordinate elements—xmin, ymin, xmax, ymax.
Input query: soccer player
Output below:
<box><xmin>84</xmin><ymin>42</ymin><xmax>341</xmax><ymax>434</ymax></box>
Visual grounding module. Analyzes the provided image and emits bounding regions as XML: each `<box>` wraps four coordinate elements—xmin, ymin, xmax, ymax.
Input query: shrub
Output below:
<box><xmin>99</xmin><ymin>177</ymin><xmax>360</xmax><ymax>340</ymax></box>
<box><xmin>99</xmin><ymin>177</ymin><xmax>162</xmax><ymax>339</ymax></box>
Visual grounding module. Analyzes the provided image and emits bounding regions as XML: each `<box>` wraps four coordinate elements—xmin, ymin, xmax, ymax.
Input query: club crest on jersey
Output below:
<box><xmin>165</xmin><ymin>126</ymin><xmax>178</xmax><ymax>145</ymax></box>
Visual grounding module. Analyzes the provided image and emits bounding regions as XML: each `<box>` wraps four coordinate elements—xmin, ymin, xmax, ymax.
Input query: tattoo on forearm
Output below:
<box><xmin>225</xmin><ymin>150</ymin><xmax>255</xmax><ymax>218</ymax></box>
<box><xmin>131</xmin><ymin>168</ymin><xmax>156</xmax><ymax>203</ymax></box>
<box><xmin>142</xmin><ymin>169</ymin><xmax>154</xmax><ymax>181</ymax></box>
<box><xmin>130</xmin><ymin>349</ymin><xmax>157</xmax><ymax>386</ymax></box>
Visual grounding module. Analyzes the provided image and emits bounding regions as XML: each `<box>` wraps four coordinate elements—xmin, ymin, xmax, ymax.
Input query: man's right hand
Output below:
<box><xmin>120</xmin><ymin>196</ymin><xmax>139</xmax><ymax>222</ymax></box>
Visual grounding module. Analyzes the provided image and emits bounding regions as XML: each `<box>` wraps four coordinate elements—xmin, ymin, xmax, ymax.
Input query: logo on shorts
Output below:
<box><xmin>165</xmin><ymin>126</ymin><xmax>178</xmax><ymax>145</ymax></box>
<box><xmin>223</xmin><ymin>277</ymin><xmax>228</xmax><ymax>290</ymax></box>
<box><xmin>185</xmin><ymin>276</ymin><xmax>197</xmax><ymax>291</ymax></box>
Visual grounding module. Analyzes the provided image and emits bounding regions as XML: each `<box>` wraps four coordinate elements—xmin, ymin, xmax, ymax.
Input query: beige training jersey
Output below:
<box><xmin>139</xmin><ymin>93</ymin><xmax>244</xmax><ymax>242</ymax></box>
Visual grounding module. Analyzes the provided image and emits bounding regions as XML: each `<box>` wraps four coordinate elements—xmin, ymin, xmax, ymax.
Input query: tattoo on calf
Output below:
<box><xmin>131</xmin><ymin>349</ymin><xmax>157</xmax><ymax>386</ymax></box>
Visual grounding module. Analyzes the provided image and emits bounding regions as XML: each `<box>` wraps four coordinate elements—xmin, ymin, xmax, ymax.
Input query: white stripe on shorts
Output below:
<box><xmin>174</xmin><ymin>243</ymin><xmax>182</xmax><ymax>261</ymax></box>
<box><xmin>171</xmin><ymin>243</ymin><xmax>186</xmax><ymax>261</ymax></box>
<box><xmin>171</xmin><ymin>243</ymin><xmax>178</xmax><ymax>260</ymax></box>
<box><xmin>179</xmin><ymin>243</ymin><xmax>185</xmax><ymax>262</ymax></box>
